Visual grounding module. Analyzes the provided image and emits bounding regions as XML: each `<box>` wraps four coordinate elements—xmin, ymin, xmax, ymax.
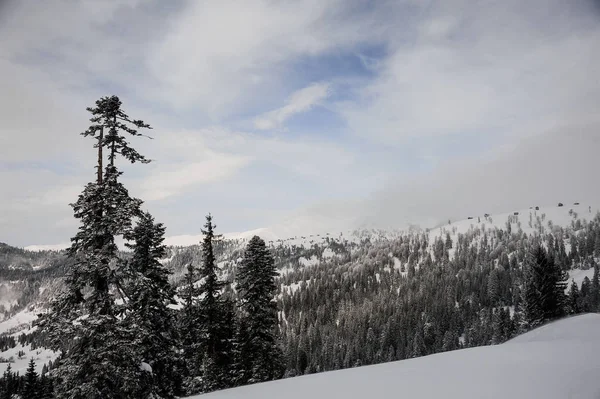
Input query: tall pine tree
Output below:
<box><xmin>236</xmin><ymin>235</ymin><xmax>283</xmax><ymax>385</ymax></box>
<box><xmin>38</xmin><ymin>96</ymin><xmax>152</xmax><ymax>398</ymax></box>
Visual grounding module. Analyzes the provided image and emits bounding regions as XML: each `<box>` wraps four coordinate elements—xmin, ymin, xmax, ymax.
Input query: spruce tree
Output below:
<box><xmin>197</xmin><ymin>214</ymin><xmax>233</xmax><ymax>392</ymax></box>
<box><xmin>22</xmin><ymin>358</ymin><xmax>39</xmax><ymax>399</ymax></box>
<box><xmin>523</xmin><ymin>245</ymin><xmax>567</xmax><ymax>327</ymax></box>
<box><xmin>236</xmin><ymin>236</ymin><xmax>283</xmax><ymax>384</ymax></box>
<box><xmin>38</xmin><ymin>95</ymin><xmax>152</xmax><ymax>398</ymax></box>
<box><xmin>126</xmin><ymin>211</ymin><xmax>180</xmax><ymax>398</ymax></box>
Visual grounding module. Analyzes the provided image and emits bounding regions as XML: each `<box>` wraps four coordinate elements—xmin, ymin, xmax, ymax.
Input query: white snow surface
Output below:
<box><xmin>188</xmin><ymin>314</ymin><xmax>600</xmax><ymax>399</ymax></box>
<box><xmin>0</xmin><ymin>309</ymin><xmax>38</xmax><ymax>334</ymax></box>
<box><xmin>566</xmin><ymin>268</ymin><xmax>596</xmax><ymax>291</ymax></box>
<box><xmin>0</xmin><ymin>344</ymin><xmax>56</xmax><ymax>375</ymax></box>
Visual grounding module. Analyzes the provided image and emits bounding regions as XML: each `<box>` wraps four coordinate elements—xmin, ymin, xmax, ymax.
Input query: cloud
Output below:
<box><xmin>357</xmin><ymin>119</ymin><xmax>600</xmax><ymax>229</ymax></box>
<box><xmin>2</xmin><ymin>0</ymin><xmax>600</xmax><ymax>248</ymax></box>
<box><xmin>139</xmin><ymin>155</ymin><xmax>252</xmax><ymax>201</ymax></box>
<box><xmin>337</xmin><ymin>0</ymin><xmax>600</xmax><ymax>144</ymax></box>
<box><xmin>254</xmin><ymin>83</ymin><xmax>331</xmax><ymax>130</ymax></box>
<box><xmin>146</xmin><ymin>0</ymin><xmax>386</xmax><ymax>116</ymax></box>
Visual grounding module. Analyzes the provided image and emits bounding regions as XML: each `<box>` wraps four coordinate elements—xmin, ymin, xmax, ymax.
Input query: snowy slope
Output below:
<box><xmin>189</xmin><ymin>314</ymin><xmax>600</xmax><ymax>399</ymax></box>
<box><xmin>0</xmin><ymin>308</ymin><xmax>59</xmax><ymax>374</ymax></box>
<box><xmin>429</xmin><ymin>203</ymin><xmax>598</xmax><ymax>241</ymax></box>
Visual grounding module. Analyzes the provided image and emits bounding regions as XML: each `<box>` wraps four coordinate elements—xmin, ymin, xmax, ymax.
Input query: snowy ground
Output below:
<box><xmin>0</xmin><ymin>343</ymin><xmax>56</xmax><ymax>375</ymax></box>
<box><xmin>566</xmin><ymin>267</ymin><xmax>596</xmax><ymax>291</ymax></box>
<box><xmin>0</xmin><ymin>308</ymin><xmax>59</xmax><ymax>374</ymax></box>
<box><xmin>189</xmin><ymin>314</ymin><xmax>600</xmax><ymax>399</ymax></box>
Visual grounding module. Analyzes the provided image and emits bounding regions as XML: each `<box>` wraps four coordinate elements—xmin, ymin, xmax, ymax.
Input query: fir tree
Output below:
<box><xmin>236</xmin><ymin>236</ymin><xmax>284</xmax><ymax>385</ymax></box>
<box><xmin>38</xmin><ymin>96</ymin><xmax>152</xmax><ymax>398</ymax></box>
<box><xmin>126</xmin><ymin>211</ymin><xmax>180</xmax><ymax>398</ymax></box>
<box><xmin>22</xmin><ymin>358</ymin><xmax>39</xmax><ymax>399</ymax></box>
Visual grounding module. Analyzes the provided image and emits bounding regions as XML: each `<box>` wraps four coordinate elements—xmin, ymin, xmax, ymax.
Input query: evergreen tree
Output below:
<box><xmin>179</xmin><ymin>263</ymin><xmax>202</xmax><ymax>394</ymax></box>
<box><xmin>126</xmin><ymin>211</ymin><xmax>180</xmax><ymax>398</ymax></box>
<box><xmin>197</xmin><ymin>214</ymin><xmax>232</xmax><ymax>392</ymax></box>
<box><xmin>38</xmin><ymin>96</ymin><xmax>152</xmax><ymax>398</ymax></box>
<box><xmin>22</xmin><ymin>358</ymin><xmax>39</xmax><ymax>399</ymax></box>
<box><xmin>1</xmin><ymin>364</ymin><xmax>16</xmax><ymax>399</ymax></box>
<box><xmin>236</xmin><ymin>236</ymin><xmax>284</xmax><ymax>385</ymax></box>
<box><xmin>591</xmin><ymin>264</ymin><xmax>600</xmax><ymax>311</ymax></box>
<box><xmin>567</xmin><ymin>280</ymin><xmax>581</xmax><ymax>315</ymax></box>
<box><xmin>39</xmin><ymin>374</ymin><xmax>54</xmax><ymax>399</ymax></box>
<box><xmin>523</xmin><ymin>246</ymin><xmax>567</xmax><ymax>327</ymax></box>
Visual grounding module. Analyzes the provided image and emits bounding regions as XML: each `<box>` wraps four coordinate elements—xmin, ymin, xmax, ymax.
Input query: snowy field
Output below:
<box><xmin>189</xmin><ymin>314</ymin><xmax>600</xmax><ymax>399</ymax></box>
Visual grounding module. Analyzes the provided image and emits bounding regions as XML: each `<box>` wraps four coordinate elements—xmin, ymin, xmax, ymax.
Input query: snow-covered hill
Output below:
<box><xmin>189</xmin><ymin>314</ymin><xmax>600</xmax><ymax>399</ymax></box>
<box><xmin>4</xmin><ymin>202</ymin><xmax>599</xmax><ymax>378</ymax></box>
<box><xmin>23</xmin><ymin>202</ymin><xmax>599</xmax><ymax>252</ymax></box>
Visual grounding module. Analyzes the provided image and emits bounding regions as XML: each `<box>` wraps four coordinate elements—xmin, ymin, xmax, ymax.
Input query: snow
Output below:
<box><xmin>280</xmin><ymin>280</ymin><xmax>310</xmax><ymax>295</ymax></box>
<box><xmin>430</xmin><ymin>204</ymin><xmax>599</xmax><ymax>243</ymax></box>
<box><xmin>0</xmin><ymin>309</ymin><xmax>38</xmax><ymax>335</ymax></box>
<box><xmin>23</xmin><ymin>243</ymin><xmax>69</xmax><ymax>252</ymax></box>
<box><xmin>163</xmin><ymin>228</ymin><xmax>279</xmax><ymax>247</ymax></box>
<box><xmin>140</xmin><ymin>362</ymin><xmax>153</xmax><ymax>374</ymax></box>
<box><xmin>187</xmin><ymin>314</ymin><xmax>600</xmax><ymax>399</ymax></box>
<box><xmin>0</xmin><ymin>346</ymin><xmax>56</xmax><ymax>375</ymax></box>
<box><xmin>566</xmin><ymin>268</ymin><xmax>596</xmax><ymax>291</ymax></box>
<box><xmin>322</xmin><ymin>248</ymin><xmax>336</xmax><ymax>259</ymax></box>
<box><xmin>0</xmin><ymin>344</ymin><xmax>57</xmax><ymax>375</ymax></box>
<box><xmin>298</xmin><ymin>255</ymin><xmax>319</xmax><ymax>267</ymax></box>
<box><xmin>392</xmin><ymin>257</ymin><xmax>402</xmax><ymax>270</ymax></box>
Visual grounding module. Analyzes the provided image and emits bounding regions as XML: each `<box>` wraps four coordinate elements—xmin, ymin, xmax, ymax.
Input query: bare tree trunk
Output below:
<box><xmin>97</xmin><ymin>126</ymin><xmax>104</xmax><ymax>184</ymax></box>
<box><xmin>110</xmin><ymin>115</ymin><xmax>117</xmax><ymax>167</ymax></box>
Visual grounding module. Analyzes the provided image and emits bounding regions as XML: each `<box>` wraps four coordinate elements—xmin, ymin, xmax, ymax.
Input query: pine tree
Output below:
<box><xmin>126</xmin><ymin>211</ymin><xmax>180</xmax><ymax>398</ymax></box>
<box><xmin>38</xmin><ymin>96</ymin><xmax>152</xmax><ymax>398</ymax></box>
<box><xmin>236</xmin><ymin>235</ymin><xmax>284</xmax><ymax>385</ymax></box>
<box><xmin>22</xmin><ymin>358</ymin><xmax>39</xmax><ymax>399</ymax></box>
<box><xmin>197</xmin><ymin>214</ymin><xmax>233</xmax><ymax>392</ymax></box>
<box><xmin>523</xmin><ymin>245</ymin><xmax>567</xmax><ymax>327</ymax></box>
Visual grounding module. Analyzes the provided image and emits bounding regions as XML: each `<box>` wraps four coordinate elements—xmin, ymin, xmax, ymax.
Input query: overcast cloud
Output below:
<box><xmin>1</xmin><ymin>0</ymin><xmax>599</xmax><ymax>247</ymax></box>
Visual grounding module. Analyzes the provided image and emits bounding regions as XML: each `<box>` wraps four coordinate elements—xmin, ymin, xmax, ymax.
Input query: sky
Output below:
<box><xmin>1</xmin><ymin>0</ymin><xmax>600</xmax><ymax>247</ymax></box>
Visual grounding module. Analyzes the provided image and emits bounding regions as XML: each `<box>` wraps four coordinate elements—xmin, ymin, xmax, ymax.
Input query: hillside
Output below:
<box><xmin>1</xmin><ymin>203</ymin><xmax>600</xmax><ymax>379</ymax></box>
<box><xmin>190</xmin><ymin>314</ymin><xmax>600</xmax><ymax>399</ymax></box>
